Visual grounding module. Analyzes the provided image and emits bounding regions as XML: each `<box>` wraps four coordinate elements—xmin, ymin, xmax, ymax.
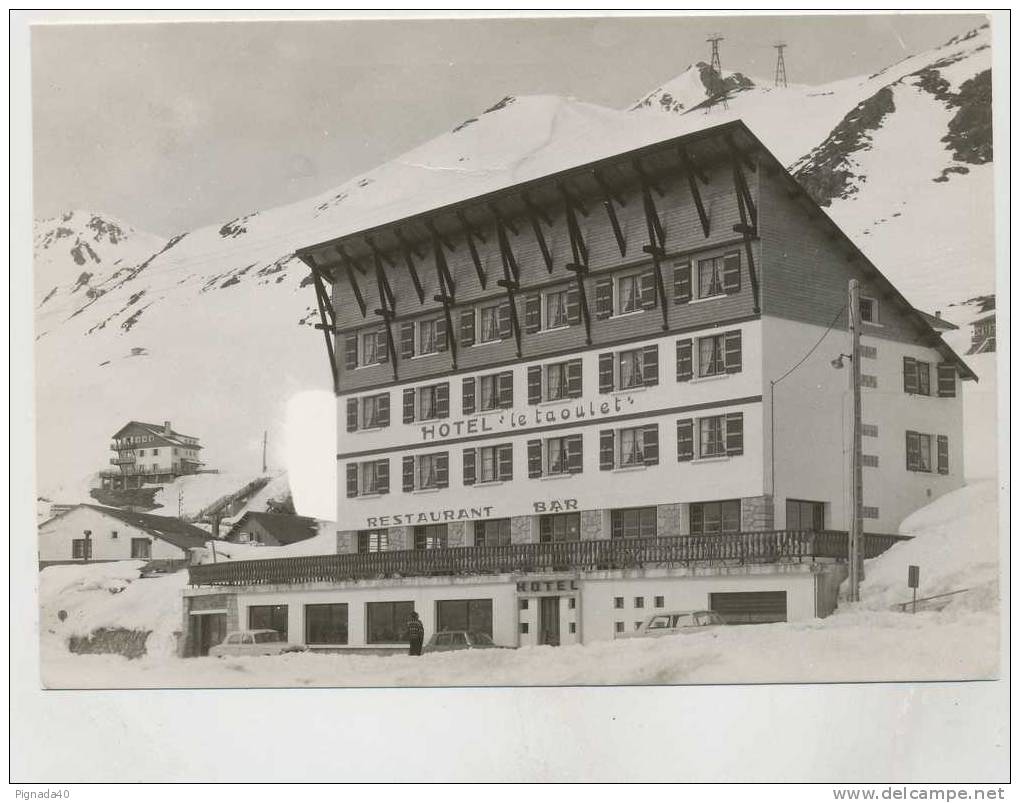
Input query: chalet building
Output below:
<box><xmin>100</xmin><ymin>420</ymin><xmax>203</xmax><ymax>490</ymax></box>
<box><xmin>38</xmin><ymin>504</ymin><xmax>209</xmax><ymax>568</ymax></box>
<box><xmin>183</xmin><ymin>119</ymin><xmax>974</xmax><ymax>656</ymax></box>
<box><xmin>968</xmin><ymin>311</ymin><xmax>996</xmax><ymax>354</ymax></box>
<box><xmin>225</xmin><ymin>512</ymin><xmax>319</xmax><ymax>546</ymax></box>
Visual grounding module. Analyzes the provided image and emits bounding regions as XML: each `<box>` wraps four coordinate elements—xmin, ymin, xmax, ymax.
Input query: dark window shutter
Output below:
<box><xmin>689</xmin><ymin>504</ymin><xmax>703</xmax><ymax>534</ymax></box>
<box><xmin>566</xmin><ymin>435</ymin><xmax>583</xmax><ymax>474</ymax></box>
<box><xmin>527</xmin><ymin>366</ymin><xmax>543</xmax><ymax>404</ymax></box>
<box><xmin>527</xmin><ymin>440</ymin><xmax>543</xmax><ymax>478</ymax></box>
<box><xmin>599</xmin><ymin>430</ymin><xmax>615</xmax><ymax>471</ymax></box>
<box><xmin>642</xmin><ymin>345</ymin><xmax>659</xmax><ymax>386</ymax></box>
<box><xmin>344</xmin><ymin>335</ymin><xmax>359</xmax><ymax>369</ymax></box>
<box><xmin>676</xmin><ymin>339</ymin><xmax>693</xmax><ymax>381</ymax></box>
<box><xmin>346</xmin><ymin>464</ymin><xmax>359</xmax><ymax>498</ymax></box>
<box><xmin>639</xmin><ymin>270</ymin><xmax>658</xmax><ymax>309</ymax></box>
<box><xmin>377</xmin><ymin>331</ymin><xmax>389</xmax><ymax>363</ymax></box>
<box><xmin>436</xmin><ymin>317</ymin><xmax>448</xmax><ymax>352</ymax></box>
<box><xmin>463</xmin><ymin>448</ymin><xmax>476</xmax><ymax>485</ymax></box>
<box><xmin>677</xmin><ymin>419</ymin><xmax>694</xmax><ymax>462</ymax></box>
<box><xmin>498</xmin><ymin>302</ymin><xmax>512</xmax><ymax>339</ymax></box>
<box><xmin>403</xmin><ymin>389</ymin><xmax>415</xmax><ymax>424</ymax></box>
<box><xmin>725</xmin><ymin>413</ymin><xmax>744</xmax><ymax>455</ymax></box>
<box><xmin>937</xmin><ymin>364</ymin><xmax>957</xmax><ymax>397</ymax></box>
<box><xmin>937</xmin><ymin>435</ymin><xmax>949</xmax><ymax>475</ymax></box>
<box><xmin>376</xmin><ymin>460</ymin><xmax>389</xmax><ymax>494</ymax></box>
<box><xmin>673</xmin><ymin>261</ymin><xmax>692</xmax><ymax>304</ymax></box>
<box><xmin>566</xmin><ymin>287</ymin><xmax>581</xmax><ymax>324</ymax></box>
<box><xmin>498</xmin><ymin>371</ymin><xmax>514</xmax><ymax>407</ymax></box>
<box><xmin>594</xmin><ymin>278</ymin><xmax>613</xmax><ymax>319</ymax></box>
<box><xmin>643</xmin><ymin>425</ymin><xmax>659</xmax><ymax>465</ymax></box>
<box><xmin>722</xmin><ymin>252</ymin><xmax>741</xmax><ymax>293</ymax></box>
<box><xmin>402</xmin><ymin>456</ymin><xmax>415</xmax><ymax>492</ymax></box>
<box><xmin>498</xmin><ymin>444</ymin><xmax>513</xmax><ymax>481</ymax></box>
<box><xmin>346</xmin><ymin>398</ymin><xmax>359</xmax><ymax>432</ymax></box>
<box><xmin>905</xmin><ymin>431</ymin><xmax>919</xmax><ymax>471</ymax></box>
<box><xmin>435</xmin><ymin>453</ymin><xmax>448</xmax><ymax>489</ymax></box>
<box><xmin>460</xmin><ymin>309</ymin><xmax>475</xmax><ymax>347</ymax></box>
<box><xmin>903</xmin><ymin>357</ymin><xmax>919</xmax><ymax>394</ymax></box>
<box><xmin>377</xmin><ymin>394</ymin><xmax>390</xmax><ymax>427</ymax></box>
<box><xmin>599</xmin><ymin>353</ymin><xmax>615</xmax><ymax>393</ymax></box>
<box><xmin>462</xmin><ymin>377</ymin><xmax>476</xmax><ymax>414</ymax></box>
<box><xmin>524</xmin><ymin>293</ymin><xmax>541</xmax><ymax>333</ymax></box>
<box><xmin>724</xmin><ymin>331</ymin><xmax>742</xmax><ymax>374</ymax></box>
<box><xmin>401</xmin><ymin>323</ymin><xmax>415</xmax><ymax>359</ymax></box>
<box><xmin>435</xmin><ymin>383</ymin><xmax>449</xmax><ymax>418</ymax></box>
<box><xmin>566</xmin><ymin>359</ymin><xmax>583</xmax><ymax>397</ymax></box>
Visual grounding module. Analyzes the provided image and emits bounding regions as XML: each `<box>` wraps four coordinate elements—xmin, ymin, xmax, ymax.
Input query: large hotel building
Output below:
<box><xmin>183</xmin><ymin>120</ymin><xmax>973</xmax><ymax>657</ymax></box>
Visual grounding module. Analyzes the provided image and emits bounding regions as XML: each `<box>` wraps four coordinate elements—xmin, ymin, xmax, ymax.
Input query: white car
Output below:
<box><xmin>618</xmin><ymin>610</ymin><xmax>726</xmax><ymax>639</ymax></box>
<box><xmin>208</xmin><ymin>629</ymin><xmax>305</xmax><ymax>658</ymax></box>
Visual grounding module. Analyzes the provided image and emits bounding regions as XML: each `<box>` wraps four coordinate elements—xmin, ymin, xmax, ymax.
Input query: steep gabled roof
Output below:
<box><xmin>914</xmin><ymin>309</ymin><xmax>960</xmax><ymax>332</ymax></box>
<box><xmin>41</xmin><ymin>504</ymin><xmax>210</xmax><ymax>551</ymax></box>
<box><xmin>111</xmin><ymin>421</ymin><xmax>202</xmax><ymax>449</ymax></box>
<box><xmin>226</xmin><ymin>512</ymin><xmax>318</xmax><ymax>545</ymax></box>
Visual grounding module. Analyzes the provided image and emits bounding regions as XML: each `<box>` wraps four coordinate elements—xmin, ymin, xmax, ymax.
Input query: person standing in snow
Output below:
<box><xmin>407</xmin><ymin>610</ymin><xmax>424</xmax><ymax>656</ymax></box>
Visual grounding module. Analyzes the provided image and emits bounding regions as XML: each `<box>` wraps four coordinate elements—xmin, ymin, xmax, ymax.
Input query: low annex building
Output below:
<box><xmin>182</xmin><ymin>119</ymin><xmax>973</xmax><ymax>657</ymax></box>
<box><xmin>225</xmin><ymin>512</ymin><xmax>319</xmax><ymax>546</ymax></box>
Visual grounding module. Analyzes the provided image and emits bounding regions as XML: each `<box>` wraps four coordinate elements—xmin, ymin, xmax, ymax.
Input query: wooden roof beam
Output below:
<box><xmin>592</xmin><ymin>169</ymin><xmax>627</xmax><ymax>258</ymax></box>
<box><xmin>457</xmin><ymin>211</ymin><xmax>488</xmax><ymax>289</ymax></box>
<box><xmin>522</xmin><ymin>193</ymin><xmax>554</xmax><ymax>273</ymax></box>
<box><xmin>371</xmin><ymin>307</ymin><xmax>399</xmax><ymax>382</ymax></box>
<box><xmin>433</xmin><ymin>292</ymin><xmax>459</xmax><ymax>370</ymax></box>
<box><xmin>565</xmin><ymin>262</ymin><xmax>594</xmax><ymax>345</ymax></box>
<box><xmin>393</xmin><ymin>228</ymin><xmax>425</xmax><ymax>304</ymax></box>
<box><xmin>679</xmin><ymin>148</ymin><xmax>711</xmax><ymax>238</ymax></box>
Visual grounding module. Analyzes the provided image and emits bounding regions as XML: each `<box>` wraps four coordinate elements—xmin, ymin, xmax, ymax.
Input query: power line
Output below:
<box><xmin>772</xmin><ymin>303</ymin><xmax>847</xmax><ymax>387</ymax></box>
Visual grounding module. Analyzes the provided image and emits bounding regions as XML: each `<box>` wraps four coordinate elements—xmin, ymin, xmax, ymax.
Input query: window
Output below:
<box><xmin>519</xmin><ymin>599</ymin><xmax>529</xmax><ymax>611</ymax></box>
<box><xmin>249</xmin><ymin>605</ymin><xmax>288</xmax><ymax>641</ymax></box>
<box><xmin>568</xmin><ymin>598</ymin><xmax>576</xmax><ymax>610</ymax></box>
<box><xmin>366</xmin><ymin>601</ymin><xmax>414</xmax><ymax>644</ymax></box>
<box><xmin>417</xmin><ymin>318</ymin><xmax>439</xmax><ymax>355</ymax></box>
<box><xmin>546</xmin><ymin>362</ymin><xmax>570</xmax><ymax>401</ymax></box>
<box><xmin>305</xmin><ymin>604</ymin><xmax>348</xmax><ymax>645</ymax></box>
<box><xmin>676</xmin><ymin>414</ymin><xmax>743</xmax><ymax>461</ymax></box>
<box><xmin>130</xmin><ymin>538</ymin><xmax>151</xmax><ymax>559</ymax></box>
<box><xmin>479</xmin><ymin>304</ymin><xmax>501</xmax><ymax>343</ymax></box>
<box><xmin>399</xmin><ymin>317</ymin><xmax>446</xmax><ymax>359</ymax></box>
<box><xmin>347</xmin><ymin>393</ymin><xmax>391</xmax><ymax>431</ymax></box>
<box><xmin>72</xmin><ymin>539</ymin><xmax>89</xmax><ymax>560</ymax></box>
<box><xmin>903</xmin><ymin>358</ymin><xmax>934</xmax><ymax>396</ymax></box>
<box><xmin>539</xmin><ymin>513</ymin><xmax>580</xmax><ymax>542</ymax></box>
<box><xmin>416</xmin><ymin>454</ymin><xmax>442</xmax><ymax>489</ymax></box>
<box><xmin>361</xmin><ymin>395</ymin><xmax>386</xmax><ymax>429</ymax></box>
<box><xmin>615</xmin><ymin>621</ymin><xmax>625</xmax><ymax>634</ymax></box>
<box><xmin>528</xmin><ymin>434</ymin><xmax>582</xmax><ymax>478</ymax></box>
<box><xmin>619</xmin><ymin>349</ymin><xmax>646</xmax><ymax>389</ymax></box>
<box><xmin>859</xmin><ymin>297</ymin><xmax>878</xmax><ymax>324</ymax></box>
<box><xmin>600</xmin><ymin>426</ymin><xmax>658</xmax><ymax>470</ymax></box>
<box><xmin>153</xmin><ymin>448</ymin><xmax>159</xmax><ymax>456</ymax></box>
<box><xmin>139</xmin><ymin>449</ymin><xmax>145</xmax><ymax>456</ymax></box>
<box><xmin>860</xmin><ymin>345</ymin><xmax>877</xmax><ymax>359</ymax></box>
<box><xmin>654</xmin><ymin>596</ymin><xmax>665</xmax><ymax>608</ymax></box>
<box><xmin>861</xmin><ymin>374</ymin><xmax>878</xmax><ymax>389</ymax></box>
<box><xmin>611</xmin><ymin>507</ymin><xmax>657</xmax><ymax>539</ymax></box>
<box><xmin>635</xmin><ymin>597</ymin><xmax>645</xmax><ymax>609</ymax></box>
<box><xmin>614</xmin><ymin>597</ymin><xmax>624</xmax><ymax>609</ymax></box>
<box><xmin>545</xmin><ymin>289</ymin><xmax>570</xmax><ymax>329</ymax></box>
<box><xmin>698</xmin><ymin>256</ymin><xmax>726</xmax><ymax>298</ymax></box>
<box><xmin>569</xmin><ymin>622</ymin><xmax>576</xmax><ymax>634</ymax></box>
<box><xmin>345</xmin><ymin>459</ymin><xmax>388</xmax><ymax>497</ymax></box>
<box><xmin>862</xmin><ymin>454</ymin><xmax>879</xmax><ymax>468</ymax></box>
<box><xmin>618</xmin><ymin>427</ymin><xmax>646</xmax><ymax>467</ymax></box>
<box><xmin>403</xmin><ymin>383</ymin><xmax>449</xmax><ymax>423</ymax></box>
<box><xmin>599</xmin><ymin>347</ymin><xmax>658</xmax><ymax>393</ymax></box>
<box><xmin>699</xmin><ymin>416</ymin><xmax>726</xmax><ymax>458</ymax></box>
<box><xmin>436</xmin><ymin>599</ymin><xmax>493</xmax><ymax>637</ymax></box>
<box><xmin>520</xmin><ymin>623</ymin><xmax>529</xmax><ymax>634</ymax></box>
<box><xmin>862</xmin><ymin>506</ymin><xmax>880</xmax><ymax>519</ymax></box>
<box><xmin>418</xmin><ymin>385</ymin><xmax>437</xmax><ymax>420</ymax></box>
<box><xmin>357</xmin><ymin>529</ymin><xmax>389</xmax><ymax>553</ymax></box>
<box><xmin>414</xmin><ymin>524</ymin><xmax>448</xmax><ymax>550</ymax></box>
<box><xmin>786</xmin><ymin>499</ymin><xmax>825</xmax><ymax>531</ymax></box>
<box><xmin>479</xmin><ymin>373</ymin><xmax>507</xmax><ymax>411</ymax></box>
<box><xmin>402</xmin><ymin>452</ymin><xmax>448</xmax><ymax>491</ymax></box>
<box><xmin>698</xmin><ymin>334</ymin><xmax>727</xmax><ymax>377</ymax></box>
<box><xmin>617</xmin><ymin>274</ymin><xmax>641</xmax><ymax>314</ymax></box>
<box><xmin>361</xmin><ymin>329</ymin><xmax>383</xmax><ymax>365</ymax></box>
<box><xmin>690</xmin><ymin>500</ymin><xmax>741</xmax><ymax>535</ymax></box>
<box><xmin>528</xmin><ymin>360</ymin><xmax>582</xmax><ymax>403</ymax></box>
<box><xmin>546</xmin><ymin>437</ymin><xmax>570</xmax><ymax>476</ymax></box>
<box><xmin>594</xmin><ymin>271</ymin><xmax>656</xmax><ymax>319</ymax></box>
<box><xmin>862</xmin><ymin>424</ymin><xmax>879</xmax><ymax>438</ymax></box>
<box><xmin>906</xmin><ymin>431</ymin><xmax>947</xmax><ymax>473</ymax></box>
<box><xmin>464</xmin><ymin>444</ymin><xmax>512</xmax><ymax>485</ymax></box>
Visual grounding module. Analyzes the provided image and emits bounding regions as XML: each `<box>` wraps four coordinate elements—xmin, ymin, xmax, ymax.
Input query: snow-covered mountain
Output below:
<box><xmin>32</xmin><ymin>23</ymin><xmax>995</xmax><ymax>510</ymax></box>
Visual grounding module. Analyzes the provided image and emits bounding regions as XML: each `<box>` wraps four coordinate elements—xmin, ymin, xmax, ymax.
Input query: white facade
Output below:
<box><xmin>38</xmin><ymin>506</ymin><xmax>194</xmax><ymax>564</ymax></box>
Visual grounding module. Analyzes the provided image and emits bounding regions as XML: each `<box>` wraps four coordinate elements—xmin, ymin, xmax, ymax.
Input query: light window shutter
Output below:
<box><xmin>725</xmin><ymin>413</ymin><xmax>744</xmax><ymax>455</ymax></box>
<box><xmin>905</xmin><ymin>431</ymin><xmax>919</xmax><ymax>471</ymax></box>
<box><xmin>346</xmin><ymin>464</ymin><xmax>359</xmax><ymax>498</ymax></box>
<box><xmin>722</xmin><ymin>252</ymin><xmax>741</xmax><ymax>293</ymax></box>
<box><xmin>436</xmin><ymin>317</ymin><xmax>448</xmax><ymax>351</ymax></box>
<box><xmin>498</xmin><ymin>372</ymin><xmax>514</xmax><ymax>407</ymax></box>
<box><xmin>346</xmin><ymin>399</ymin><xmax>359</xmax><ymax>432</ymax></box>
<box><xmin>498</xmin><ymin>445</ymin><xmax>513</xmax><ymax>481</ymax></box>
<box><xmin>402</xmin><ymin>456</ymin><xmax>415</xmax><ymax>491</ymax></box>
<box><xmin>639</xmin><ymin>271</ymin><xmax>658</xmax><ymax>309</ymax></box>
<box><xmin>676</xmin><ymin>339</ymin><xmax>693</xmax><ymax>381</ymax></box>
<box><xmin>643</xmin><ymin>424</ymin><xmax>659</xmax><ymax>465</ymax></box>
<box><xmin>903</xmin><ymin>357</ymin><xmax>918</xmax><ymax>394</ymax></box>
<box><xmin>498</xmin><ymin>302</ymin><xmax>512</xmax><ymax>339</ymax></box>
<box><xmin>460</xmin><ymin>309</ymin><xmax>475</xmax><ymax>347</ymax></box>
<box><xmin>377</xmin><ymin>331</ymin><xmax>389</xmax><ymax>363</ymax></box>
<box><xmin>566</xmin><ymin>435</ymin><xmax>583</xmax><ymax>474</ymax></box>
<box><xmin>724</xmin><ymin>331</ymin><xmax>742</xmax><ymax>373</ymax></box>
<box><xmin>566</xmin><ymin>359</ymin><xmax>583</xmax><ymax>397</ymax></box>
<box><xmin>400</xmin><ymin>323</ymin><xmax>415</xmax><ymax>359</ymax></box>
<box><xmin>403</xmin><ymin>389</ymin><xmax>416</xmax><ymax>423</ymax></box>
<box><xmin>377</xmin><ymin>394</ymin><xmax>390</xmax><ymax>427</ymax></box>
<box><xmin>937</xmin><ymin>435</ymin><xmax>949</xmax><ymax>475</ymax></box>
<box><xmin>677</xmin><ymin>419</ymin><xmax>694</xmax><ymax>462</ymax></box>
<box><xmin>566</xmin><ymin>287</ymin><xmax>581</xmax><ymax>324</ymax></box>
<box><xmin>673</xmin><ymin>261</ymin><xmax>692</xmax><ymax>304</ymax></box>
<box><xmin>642</xmin><ymin>345</ymin><xmax>659</xmax><ymax>386</ymax></box>
<box><xmin>436</xmin><ymin>453</ymin><xmax>449</xmax><ymax>488</ymax></box>
<box><xmin>594</xmin><ymin>278</ymin><xmax>613</xmax><ymax>319</ymax></box>
<box><xmin>599</xmin><ymin>430</ymin><xmax>615</xmax><ymax>471</ymax></box>
<box><xmin>435</xmin><ymin>383</ymin><xmax>450</xmax><ymax>418</ymax></box>
<box><xmin>462</xmin><ymin>378</ymin><xmax>476</xmax><ymax>414</ymax></box>
<box><xmin>527</xmin><ymin>440</ymin><xmax>543</xmax><ymax>478</ymax></box>
<box><xmin>524</xmin><ymin>294</ymin><xmax>541</xmax><ymax>334</ymax></box>
<box><xmin>344</xmin><ymin>335</ymin><xmax>359</xmax><ymax>369</ymax></box>
<box><xmin>599</xmin><ymin>353</ymin><xmax>615</xmax><ymax>393</ymax></box>
<box><xmin>376</xmin><ymin>460</ymin><xmax>389</xmax><ymax>494</ymax></box>
<box><xmin>937</xmin><ymin>364</ymin><xmax>957</xmax><ymax>398</ymax></box>
<box><xmin>463</xmin><ymin>448</ymin><xmax>476</xmax><ymax>486</ymax></box>
<box><xmin>527</xmin><ymin>366</ymin><xmax>543</xmax><ymax>404</ymax></box>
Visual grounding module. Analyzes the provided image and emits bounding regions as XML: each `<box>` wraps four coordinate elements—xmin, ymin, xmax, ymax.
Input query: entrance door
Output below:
<box><xmin>538</xmin><ymin>596</ymin><xmax>561</xmax><ymax>646</ymax></box>
<box><xmin>193</xmin><ymin>613</ymin><xmax>227</xmax><ymax>656</ymax></box>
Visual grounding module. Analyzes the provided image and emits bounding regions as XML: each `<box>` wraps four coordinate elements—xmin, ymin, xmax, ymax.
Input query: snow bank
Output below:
<box><xmin>150</xmin><ymin>471</ymin><xmax>275</xmax><ymax>518</ymax></box>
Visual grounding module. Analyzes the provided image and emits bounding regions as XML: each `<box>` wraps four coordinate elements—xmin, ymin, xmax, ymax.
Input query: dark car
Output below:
<box><xmin>422</xmin><ymin>630</ymin><xmax>501</xmax><ymax>653</ymax></box>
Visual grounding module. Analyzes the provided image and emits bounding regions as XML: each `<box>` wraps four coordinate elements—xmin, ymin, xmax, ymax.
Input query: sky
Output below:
<box><xmin>31</xmin><ymin>12</ymin><xmax>987</xmax><ymax>237</ymax></box>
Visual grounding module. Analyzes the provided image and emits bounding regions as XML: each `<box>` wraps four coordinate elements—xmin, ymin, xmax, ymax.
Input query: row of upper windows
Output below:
<box><xmin>345</xmin><ymin>331</ymin><xmax>743</xmax><ymax>431</ymax></box>
<box><xmin>345</xmin><ymin>413</ymin><xmax>745</xmax><ymax>497</ymax></box>
<box><xmin>128</xmin><ymin>447</ymin><xmax>197</xmax><ymax>457</ymax></box>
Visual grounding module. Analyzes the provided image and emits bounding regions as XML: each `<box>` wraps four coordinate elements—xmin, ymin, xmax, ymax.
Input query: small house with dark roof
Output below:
<box><xmin>968</xmin><ymin>311</ymin><xmax>996</xmax><ymax>354</ymax></box>
<box><xmin>224</xmin><ymin>512</ymin><xmax>319</xmax><ymax>547</ymax></box>
<box><xmin>38</xmin><ymin>503</ymin><xmax>210</xmax><ymax>568</ymax></box>
<box><xmin>101</xmin><ymin>419</ymin><xmax>204</xmax><ymax>490</ymax></box>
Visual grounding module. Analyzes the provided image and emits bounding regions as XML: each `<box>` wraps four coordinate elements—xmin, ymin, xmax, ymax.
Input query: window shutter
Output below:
<box><xmin>498</xmin><ymin>302</ymin><xmax>512</xmax><ymax>339</ymax></box>
<box><xmin>346</xmin><ymin>398</ymin><xmax>359</xmax><ymax>432</ymax></box>
<box><xmin>462</xmin><ymin>378</ymin><xmax>476</xmax><ymax>415</ymax></box>
<box><xmin>435</xmin><ymin>453</ymin><xmax>449</xmax><ymax>488</ymax></box>
<box><xmin>594</xmin><ymin>278</ymin><xmax>613</xmax><ymax>320</ymax></box>
<box><xmin>722</xmin><ymin>252</ymin><xmax>741</xmax><ymax>293</ymax></box>
<box><xmin>937</xmin><ymin>435</ymin><xmax>949</xmax><ymax>475</ymax></box>
<box><xmin>498</xmin><ymin>444</ymin><xmax>513</xmax><ymax>481</ymax></box>
<box><xmin>400</xmin><ymin>323</ymin><xmax>415</xmax><ymax>359</ymax></box>
<box><xmin>905</xmin><ymin>431</ymin><xmax>919</xmax><ymax>471</ymax></box>
<box><xmin>724</xmin><ymin>331</ymin><xmax>742</xmax><ymax>374</ymax></box>
<box><xmin>527</xmin><ymin>366</ymin><xmax>543</xmax><ymax>404</ymax></box>
<box><xmin>524</xmin><ymin>293</ymin><xmax>541</xmax><ymax>334</ymax></box>
<box><xmin>344</xmin><ymin>334</ymin><xmax>359</xmax><ymax>369</ymax></box>
<box><xmin>903</xmin><ymin>357</ymin><xmax>918</xmax><ymax>394</ymax></box>
<box><xmin>463</xmin><ymin>448</ymin><xmax>476</xmax><ymax>485</ymax></box>
<box><xmin>377</xmin><ymin>394</ymin><xmax>390</xmax><ymax>427</ymax></box>
<box><xmin>460</xmin><ymin>309</ymin><xmax>475</xmax><ymax>347</ymax></box>
<box><xmin>673</xmin><ymin>261</ymin><xmax>692</xmax><ymax>304</ymax></box>
<box><xmin>676</xmin><ymin>339</ymin><xmax>693</xmax><ymax>381</ymax></box>
<box><xmin>599</xmin><ymin>353</ymin><xmax>615</xmax><ymax>393</ymax></box>
<box><xmin>402</xmin><ymin>388</ymin><xmax>416</xmax><ymax>423</ymax></box>
<box><xmin>566</xmin><ymin>435</ymin><xmax>583</xmax><ymax>474</ymax></box>
<box><xmin>937</xmin><ymin>364</ymin><xmax>957</xmax><ymax>398</ymax></box>
<box><xmin>527</xmin><ymin>440</ymin><xmax>543</xmax><ymax>478</ymax></box>
<box><xmin>643</xmin><ymin>425</ymin><xmax>659</xmax><ymax>465</ymax></box>
<box><xmin>402</xmin><ymin>456</ymin><xmax>415</xmax><ymax>492</ymax></box>
<box><xmin>639</xmin><ymin>270</ymin><xmax>658</xmax><ymax>309</ymax></box>
<box><xmin>376</xmin><ymin>460</ymin><xmax>389</xmax><ymax>494</ymax></box>
<box><xmin>346</xmin><ymin>464</ymin><xmax>359</xmax><ymax>498</ymax></box>
<box><xmin>436</xmin><ymin>317</ymin><xmax>448</xmax><ymax>352</ymax></box>
<box><xmin>498</xmin><ymin>371</ymin><xmax>514</xmax><ymax>407</ymax></box>
<box><xmin>377</xmin><ymin>331</ymin><xmax>389</xmax><ymax>363</ymax></box>
<box><xmin>599</xmin><ymin>430</ymin><xmax>615</xmax><ymax>471</ymax></box>
<box><xmin>566</xmin><ymin>287</ymin><xmax>581</xmax><ymax>324</ymax></box>
<box><xmin>725</xmin><ymin>413</ymin><xmax>744</xmax><ymax>455</ymax></box>
<box><xmin>642</xmin><ymin>345</ymin><xmax>659</xmax><ymax>386</ymax></box>
<box><xmin>566</xmin><ymin>359</ymin><xmax>583</xmax><ymax>397</ymax></box>
<box><xmin>435</xmin><ymin>383</ymin><xmax>450</xmax><ymax>418</ymax></box>
<box><xmin>677</xmin><ymin>419</ymin><xmax>694</xmax><ymax>462</ymax></box>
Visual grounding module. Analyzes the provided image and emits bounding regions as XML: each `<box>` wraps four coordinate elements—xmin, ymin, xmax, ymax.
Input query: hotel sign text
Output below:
<box><xmin>365</xmin><ymin>498</ymin><xmax>579</xmax><ymax>529</ymax></box>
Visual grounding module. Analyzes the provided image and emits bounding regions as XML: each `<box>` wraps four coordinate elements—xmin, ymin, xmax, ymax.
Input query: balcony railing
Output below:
<box><xmin>188</xmin><ymin>530</ymin><xmax>909</xmax><ymax>588</ymax></box>
<box><xmin>110</xmin><ymin>455</ymin><xmax>136</xmax><ymax>465</ymax></box>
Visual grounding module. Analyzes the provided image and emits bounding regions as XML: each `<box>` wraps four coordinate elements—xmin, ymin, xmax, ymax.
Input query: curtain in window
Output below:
<box><xmin>699</xmin><ymin>259</ymin><xmax>724</xmax><ymax>297</ymax></box>
<box><xmin>620</xmin><ymin>352</ymin><xmax>643</xmax><ymax>389</ymax></box>
<box><xmin>546</xmin><ymin>292</ymin><xmax>568</xmax><ymax>328</ymax></box>
<box><xmin>361</xmin><ymin>462</ymin><xmax>379</xmax><ymax>494</ymax></box>
<box><xmin>362</xmin><ymin>397</ymin><xmax>379</xmax><ymax>427</ymax></box>
<box><xmin>918</xmin><ymin>435</ymin><xmax>932</xmax><ymax>472</ymax></box>
<box><xmin>699</xmin><ymin>336</ymin><xmax>724</xmax><ymax>376</ymax></box>
<box><xmin>419</xmin><ymin>321</ymin><xmax>437</xmax><ymax>353</ymax></box>
<box><xmin>547</xmin><ymin>365</ymin><xmax>565</xmax><ymax>400</ymax></box>
<box><xmin>620</xmin><ymin>429</ymin><xmax>644</xmax><ymax>466</ymax></box>
<box><xmin>480</xmin><ymin>307</ymin><xmax>499</xmax><ymax>342</ymax></box>
<box><xmin>418</xmin><ymin>456</ymin><xmax>437</xmax><ymax>488</ymax></box>
<box><xmin>619</xmin><ymin>277</ymin><xmax>637</xmax><ymax>313</ymax></box>
<box><xmin>548</xmin><ymin>439</ymin><xmax>566</xmax><ymax>474</ymax></box>
<box><xmin>700</xmin><ymin>417</ymin><xmax>725</xmax><ymax>457</ymax></box>
<box><xmin>361</xmin><ymin>333</ymin><xmax>379</xmax><ymax>364</ymax></box>
<box><xmin>418</xmin><ymin>388</ymin><xmax>436</xmax><ymax>420</ymax></box>
<box><xmin>480</xmin><ymin>448</ymin><xmax>497</xmax><ymax>482</ymax></box>
<box><xmin>480</xmin><ymin>376</ymin><xmax>497</xmax><ymax>410</ymax></box>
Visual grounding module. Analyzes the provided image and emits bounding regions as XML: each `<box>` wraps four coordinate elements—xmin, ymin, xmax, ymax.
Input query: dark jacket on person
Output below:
<box><xmin>407</xmin><ymin>618</ymin><xmax>424</xmax><ymax>642</ymax></box>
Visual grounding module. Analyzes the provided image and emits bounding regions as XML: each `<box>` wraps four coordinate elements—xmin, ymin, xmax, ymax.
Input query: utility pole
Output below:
<box><xmin>178</xmin><ymin>488</ymin><xmax>184</xmax><ymax>518</ymax></box>
<box><xmin>705</xmin><ymin>35</ymin><xmax>728</xmax><ymax>111</ymax></box>
<box><xmin>773</xmin><ymin>43</ymin><xmax>788</xmax><ymax>88</ymax></box>
<box><xmin>847</xmin><ymin>279</ymin><xmax>864</xmax><ymax>601</ymax></box>
<box><xmin>262</xmin><ymin>430</ymin><xmax>268</xmax><ymax>474</ymax></box>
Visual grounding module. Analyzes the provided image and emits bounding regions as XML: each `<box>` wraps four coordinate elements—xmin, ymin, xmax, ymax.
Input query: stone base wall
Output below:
<box><xmin>657</xmin><ymin>503</ymin><xmax>685</xmax><ymax>537</ymax></box>
<box><xmin>741</xmin><ymin>495</ymin><xmax>776</xmax><ymax>531</ymax></box>
<box><xmin>580</xmin><ymin>510</ymin><xmax>605</xmax><ymax>540</ymax></box>
<box><xmin>511</xmin><ymin>515</ymin><xmax>537</xmax><ymax>544</ymax></box>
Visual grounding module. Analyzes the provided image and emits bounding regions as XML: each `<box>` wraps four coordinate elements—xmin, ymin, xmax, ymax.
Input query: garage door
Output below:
<box><xmin>709</xmin><ymin>591</ymin><xmax>788</xmax><ymax>624</ymax></box>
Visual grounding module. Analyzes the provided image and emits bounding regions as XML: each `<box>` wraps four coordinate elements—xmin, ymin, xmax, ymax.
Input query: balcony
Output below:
<box><xmin>189</xmin><ymin>530</ymin><xmax>909</xmax><ymax>588</ymax></box>
<box><xmin>110</xmin><ymin>455</ymin><xmax>136</xmax><ymax>465</ymax></box>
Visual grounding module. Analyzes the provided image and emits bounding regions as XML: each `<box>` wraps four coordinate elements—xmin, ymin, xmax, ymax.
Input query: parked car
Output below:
<box><xmin>619</xmin><ymin>610</ymin><xmax>726</xmax><ymax>639</ymax></box>
<box><xmin>208</xmin><ymin>629</ymin><xmax>306</xmax><ymax>658</ymax></box>
<box><xmin>423</xmin><ymin>630</ymin><xmax>502</xmax><ymax>653</ymax></box>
